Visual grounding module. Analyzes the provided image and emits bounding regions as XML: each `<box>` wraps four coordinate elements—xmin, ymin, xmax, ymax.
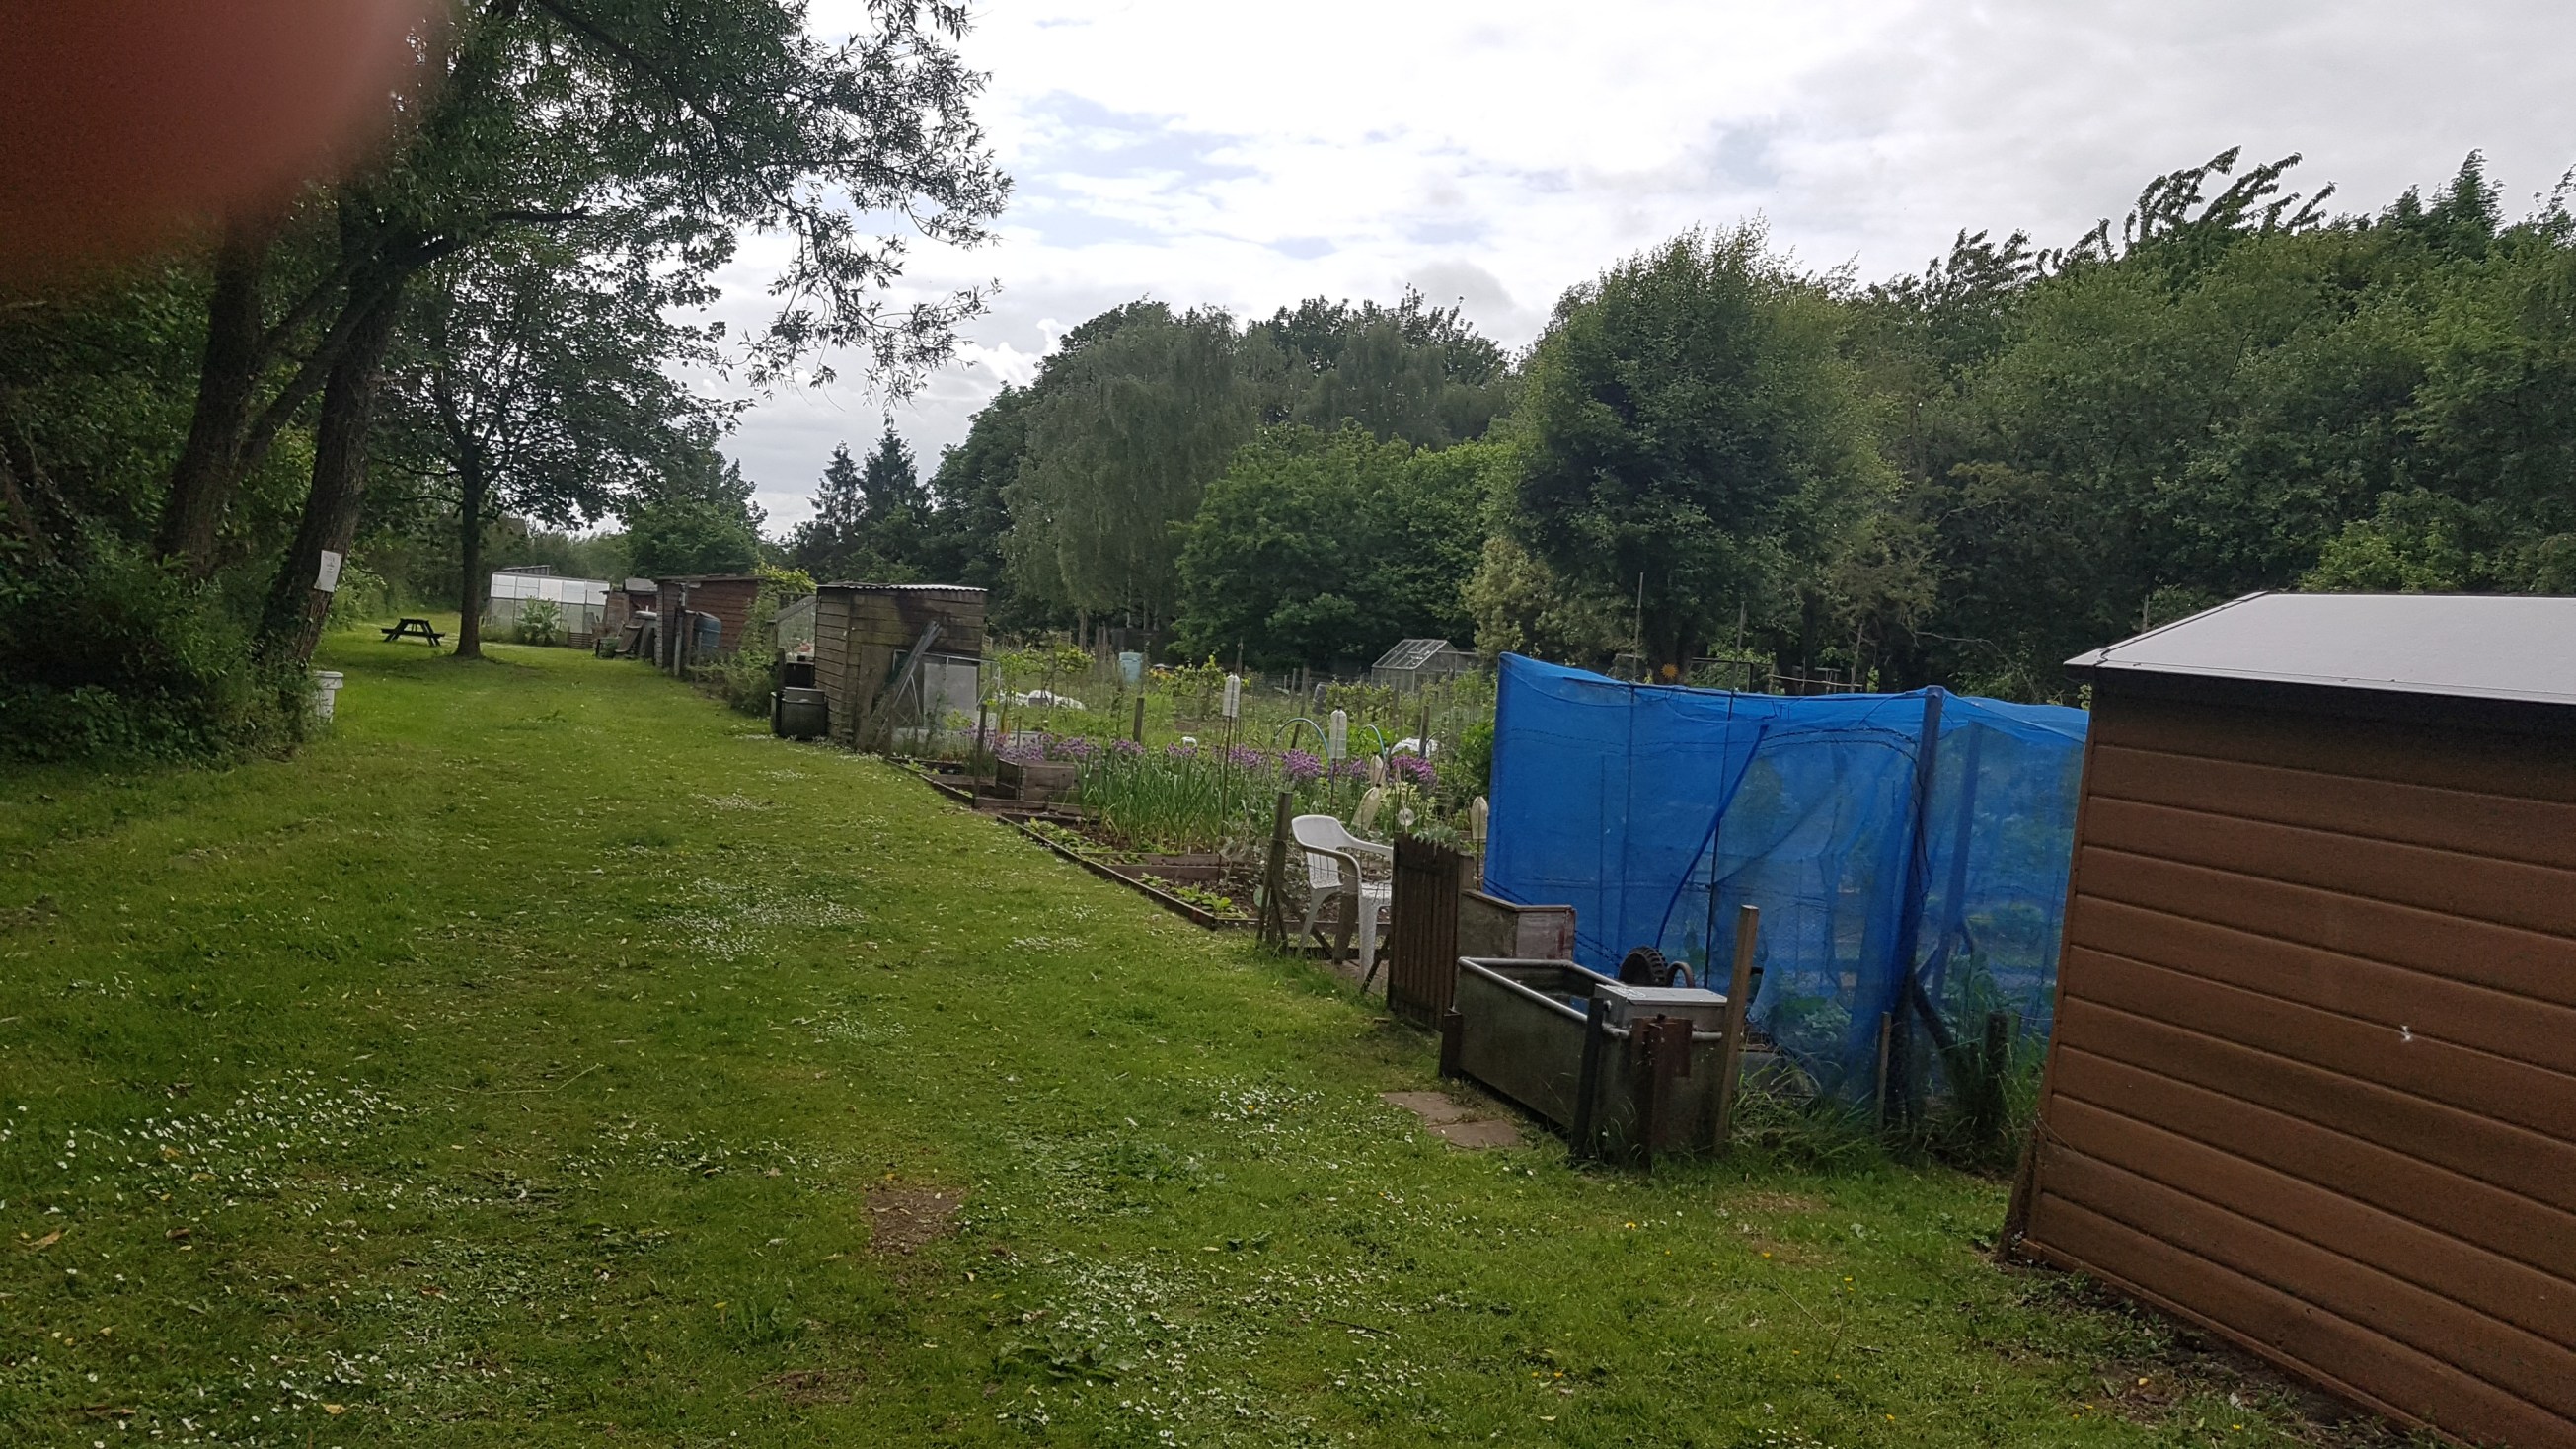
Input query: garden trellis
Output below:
<box><xmin>1482</xmin><ymin>654</ymin><xmax>2087</xmax><ymax>1102</ymax></box>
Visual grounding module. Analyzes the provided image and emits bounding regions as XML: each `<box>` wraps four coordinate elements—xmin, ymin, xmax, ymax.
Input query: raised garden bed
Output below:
<box><xmin>898</xmin><ymin>760</ymin><xmax>1258</xmax><ymax>928</ymax></box>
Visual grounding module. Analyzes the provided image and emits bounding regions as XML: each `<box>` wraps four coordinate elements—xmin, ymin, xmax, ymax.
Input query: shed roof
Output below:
<box><xmin>2067</xmin><ymin>591</ymin><xmax>2576</xmax><ymax>709</ymax></box>
<box><xmin>817</xmin><ymin>581</ymin><xmax>986</xmax><ymax>596</ymax></box>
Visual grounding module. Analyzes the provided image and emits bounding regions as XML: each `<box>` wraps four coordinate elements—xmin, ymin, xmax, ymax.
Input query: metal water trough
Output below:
<box><xmin>1446</xmin><ymin>956</ymin><xmax>1739</xmax><ymax>1159</ymax></box>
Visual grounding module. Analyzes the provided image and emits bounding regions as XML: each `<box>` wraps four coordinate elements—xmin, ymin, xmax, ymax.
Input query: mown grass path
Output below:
<box><xmin>1</xmin><ymin>640</ymin><xmax>2330</xmax><ymax>1447</ymax></box>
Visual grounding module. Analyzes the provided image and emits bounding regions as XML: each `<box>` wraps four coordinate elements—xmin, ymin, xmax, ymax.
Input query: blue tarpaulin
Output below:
<box><xmin>1483</xmin><ymin>654</ymin><xmax>2088</xmax><ymax>1099</ymax></box>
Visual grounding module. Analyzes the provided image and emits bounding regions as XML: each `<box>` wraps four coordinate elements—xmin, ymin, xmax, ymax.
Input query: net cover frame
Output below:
<box><xmin>1483</xmin><ymin>653</ymin><xmax>2087</xmax><ymax>1098</ymax></box>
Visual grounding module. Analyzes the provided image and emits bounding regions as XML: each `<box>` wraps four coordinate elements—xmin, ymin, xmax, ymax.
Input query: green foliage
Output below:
<box><xmin>324</xmin><ymin>560</ymin><xmax>392</xmax><ymax>631</ymax></box>
<box><xmin>513</xmin><ymin>597</ymin><xmax>564</xmax><ymax>647</ymax></box>
<box><xmin>918</xmin><ymin>383</ymin><xmax>1037</xmax><ymax>620</ymax></box>
<box><xmin>628</xmin><ymin>450</ymin><xmax>765</xmax><ymax>577</ymax></box>
<box><xmin>790</xmin><ymin>428</ymin><xmax>928</xmax><ymax>584</ymax></box>
<box><xmin>1456</xmin><ymin>720</ymin><xmax>1495</xmax><ymax>796</ymax></box>
<box><xmin>1509</xmin><ymin>222</ymin><xmax>1891</xmax><ymax>667</ymax></box>
<box><xmin>1248</xmin><ymin>289</ymin><xmax>1513</xmax><ymax>446</ymax></box>
<box><xmin>1461</xmin><ymin>534</ymin><xmax>1629</xmax><ymax>665</ymax></box>
<box><xmin>1859</xmin><ymin>150</ymin><xmax>2576</xmax><ymax>697</ymax></box>
<box><xmin>1174</xmin><ymin>426</ymin><xmax>1485</xmax><ymax>668</ymax></box>
<box><xmin>0</xmin><ymin>534</ymin><xmax>301</xmax><ymax>762</ymax></box>
<box><xmin>1007</xmin><ymin>306</ymin><xmax>1261</xmax><ymax>627</ymax></box>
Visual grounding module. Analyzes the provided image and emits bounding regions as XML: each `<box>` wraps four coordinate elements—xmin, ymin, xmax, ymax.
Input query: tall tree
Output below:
<box><xmin>1005</xmin><ymin>306</ymin><xmax>1262</xmax><ymax>633</ymax></box>
<box><xmin>1510</xmin><ymin>223</ymin><xmax>1888</xmax><ymax>670</ymax></box>
<box><xmin>627</xmin><ymin>446</ymin><xmax>763</xmax><ymax>577</ymax></box>
<box><xmin>792</xmin><ymin>443</ymin><xmax>867</xmax><ymax>580</ymax></box>
<box><xmin>147</xmin><ymin>0</ymin><xmax>1006</xmax><ymax>666</ymax></box>
<box><xmin>1174</xmin><ymin>426</ymin><xmax>1488</xmax><ymax>668</ymax></box>
<box><xmin>917</xmin><ymin>382</ymin><xmax>1031</xmax><ymax>606</ymax></box>
<box><xmin>1249</xmin><ymin>289</ymin><xmax>1511</xmax><ymax>446</ymax></box>
<box><xmin>383</xmin><ymin>231</ymin><xmax>726</xmax><ymax>657</ymax></box>
<box><xmin>790</xmin><ymin>426</ymin><xmax>926</xmax><ymax>581</ymax></box>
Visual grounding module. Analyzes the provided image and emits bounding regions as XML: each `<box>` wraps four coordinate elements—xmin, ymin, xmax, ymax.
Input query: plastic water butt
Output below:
<box><xmin>311</xmin><ymin>670</ymin><xmax>344</xmax><ymax>722</ymax></box>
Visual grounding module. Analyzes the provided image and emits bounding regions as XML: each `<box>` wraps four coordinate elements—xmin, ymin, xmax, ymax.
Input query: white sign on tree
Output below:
<box><xmin>315</xmin><ymin>549</ymin><xmax>343</xmax><ymax>593</ymax></box>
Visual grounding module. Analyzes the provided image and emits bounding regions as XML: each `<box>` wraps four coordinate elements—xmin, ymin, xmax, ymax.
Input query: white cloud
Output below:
<box><xmin>709</xmin><ymin>0</ymin><xmax>2576</xmax><ymax>528</ymax></box>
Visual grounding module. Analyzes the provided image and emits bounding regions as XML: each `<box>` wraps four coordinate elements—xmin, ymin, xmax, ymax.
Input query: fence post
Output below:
<box><xmin>1712</xmin><ymin>904</ymin><xmax>1760</xmax><ymax>1151</ymax></box>
<box><xmin>1256</xmin><ymin>791</ymin><xmax>1293</xmax><ymax>951</ymax></box>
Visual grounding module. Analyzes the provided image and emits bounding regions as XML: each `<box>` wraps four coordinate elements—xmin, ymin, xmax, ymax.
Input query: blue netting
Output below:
<box><xmin>1483</xmin><ymin>654</ymin><xmax>2088</xmax><ymax>1099</ymax></box>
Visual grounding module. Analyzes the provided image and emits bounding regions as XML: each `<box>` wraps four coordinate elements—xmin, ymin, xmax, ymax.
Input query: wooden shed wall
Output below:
<box><xmin>2020</xmin><ymin>688</ymin><xmax>2576</xmax><ymax>1448</ymax></box>
<box><xmin>814</xmin><ymin>586</ymin><xmax>986</xmax><ymax>748</ymax></box>
<box><xmin>683</xmin><ymin>579</ymin><xmax>760</xmax><ymax>655</ymax></box>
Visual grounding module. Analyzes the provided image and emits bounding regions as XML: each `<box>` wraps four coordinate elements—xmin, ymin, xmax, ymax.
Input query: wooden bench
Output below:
<box><xmin>380</xmin><ymin>617</ymin><xmax>444</xmax><ymax>647</ymax></box>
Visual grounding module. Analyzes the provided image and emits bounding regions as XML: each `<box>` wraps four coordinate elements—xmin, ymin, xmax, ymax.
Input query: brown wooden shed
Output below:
<box><xmin>654</xmin><ymin>574</ymin><xmax>763</xmax><ymax>660</ymax></box>
<box><xmin>812</xmin><ymin>583</ymin><xmax>987</xmax><ymax>750</ymax></box>
<box><xmin>2010</xmin><ymin>591</ymin><xmax>2576</xmax><ymax>1448</ymax></box>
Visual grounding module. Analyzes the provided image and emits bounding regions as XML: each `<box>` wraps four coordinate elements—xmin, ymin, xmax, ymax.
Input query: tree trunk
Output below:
<box><xmin>157</xmin><ymin>222</ymin><xmax>272</xmax><ymax>575</ymax></box>
<box><xmin>260</xmin><ymin>276</ymin><xmax>405</xmax><ymax>669</ymax></box>
<box><xmin>455</xmin><ymin>452</ymin><xmax>488</xmax><ymax>659</ymax></box>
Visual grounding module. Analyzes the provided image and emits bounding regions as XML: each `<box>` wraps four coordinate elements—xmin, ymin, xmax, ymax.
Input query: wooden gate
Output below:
<box><xmin>1386</xmin><ymin>836</ymin><xmax>1463</xmax><ymax>1028</ymax></box>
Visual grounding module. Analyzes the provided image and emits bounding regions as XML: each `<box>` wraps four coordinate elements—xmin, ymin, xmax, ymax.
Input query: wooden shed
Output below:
<box><xmin>654</xmin><ymin>574</ymin><xmax>763</xmax><ymax>660</ymax></box>
<box><xmin>812</xmin><ymin>583</ymin><xmax>987</xmax><ymax>750</ymax></box>
<box><xmin>2009</xmin><ymin>591</ymin><xmax>2576</xmax><ymax>1448</ymax></box>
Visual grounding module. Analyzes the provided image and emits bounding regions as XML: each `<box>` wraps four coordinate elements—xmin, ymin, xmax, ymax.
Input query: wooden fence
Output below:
<box><xmin>1386</xmin><ymin>835</ymin><xmax>1464</xmax><ymax>1028</ymax></box>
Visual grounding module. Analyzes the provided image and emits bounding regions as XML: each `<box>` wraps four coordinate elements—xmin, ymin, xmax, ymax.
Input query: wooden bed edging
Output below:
<box><xmin>1006</xmin><ymin>820</ymin><xmax>1252</xmax><ymax>930</ymax></box>
<box><xmin>895</xmin><ymin>758</ymin><xmax>1255</xmax><ymax>932</ymax></box>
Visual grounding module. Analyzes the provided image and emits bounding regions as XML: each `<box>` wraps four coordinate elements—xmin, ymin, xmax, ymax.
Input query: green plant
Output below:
<box><xmin>513</xmin><ymin>596</ymin><xmax>563</xmax><ymax>646</ymax></box>
<box><xmin>1152</xmin><ymin>879</ymin><xmax>1246</xmax><ymax>919</ymax></box>
<box><xmin>325</xmin><ymin>560</ymin><xmax>392</xmax><ymax>631</ymax></box>
<box><xmin>0</xmin><ymin>534</ymin><xmax>304</xmax><ymax>763</ymax></box>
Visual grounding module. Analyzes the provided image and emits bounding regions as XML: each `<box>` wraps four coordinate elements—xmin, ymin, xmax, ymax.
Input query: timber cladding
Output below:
<box><xmin>655</xmin><ymin>575</ymin><xmax>762</xmax><ymax>654</ymax></box>
<box><xmin>2017</xmin><ymin>684</ymin><xmax>2576</xmax><ymax>1447</ymax></box>
<box><xmin>813</xmin><ymin>583</ymin><xmax>987</xmax><ymax>748</ymax></box>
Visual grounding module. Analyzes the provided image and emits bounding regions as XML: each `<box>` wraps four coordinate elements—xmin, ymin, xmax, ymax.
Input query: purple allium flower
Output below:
<box><xmin>1281</xmin><ymin>749</ymin><xmax>1323</xmax><ymax>783</ymax></box>
<box><xmin>1049</xmin><ymin>735</ymin><xmax>1099</xmax><ymax>762</ymax></box>
<box><xmin>1164</xmin><ymin>740</ymin><xmax>1199</xmax><ymax>760</ymax></box>
<box><xmin>1331</xmin><ymin>758</ymin><xmax>1371</xmax><ymax>782</ymax></box>
<box><xmin>1111</xmin><ymin>737</ymin><xmax>1145</xmax><ymax>757</ymax></box>
<box><xmin>1226</xmin><ymin>745</ymin><xmax>1263</xmax><ymax>770</ymax></box>
<box><xmin>1391</xmin><ymin>753</ymin><xmax>1438</xmax><ymax>789</ymax></box>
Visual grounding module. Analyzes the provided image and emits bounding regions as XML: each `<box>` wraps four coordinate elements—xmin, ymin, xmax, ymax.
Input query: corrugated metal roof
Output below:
<box><xmin>816</xmin><ymin>581</ymin><xmax>987</xmax><ymax>595</ymax></box>
<box><xmin>2067</xmin><ymin>591</ymin><xmax>2576</xmax><ymax>707</ymax></box>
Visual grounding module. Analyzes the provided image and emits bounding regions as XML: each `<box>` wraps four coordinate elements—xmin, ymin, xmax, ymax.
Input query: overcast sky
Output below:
<box><xmin>707</xmin><ymin>0</ymin><xmax>2576</xmax><ymax>530</ymax></box>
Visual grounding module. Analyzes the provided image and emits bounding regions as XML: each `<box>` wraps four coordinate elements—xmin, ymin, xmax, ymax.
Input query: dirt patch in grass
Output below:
<box><xmin>865</xmin><ymin>1185</ymin><xmax>961</xmax><ymax>1257</ymax></box>
<box><xmin>1731</xmin><ymin>1189</ymin><xmax>1828</xmax><ymax>1215</ymax></box>
<box><xmin>768</xmin><ymin>1367</ymin><xmax>865</xmax><ymax>1406</ymax></box>
<box><xmin>1741</xmin><ymin>1234</ymin><xmax>1833</xmax><ymax>1266</ymax></box>
<box><xmin>1380</xmin><ymin>1090</ymin><xmax>1522</xmax><ymax>1149</ymax></box>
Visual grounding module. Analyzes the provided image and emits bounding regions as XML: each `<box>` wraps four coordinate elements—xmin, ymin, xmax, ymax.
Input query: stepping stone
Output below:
<box><xmin>1380</xmin><ymin>1091</ymin><xmax>1521</xmax><ymax>1149</ymax></box>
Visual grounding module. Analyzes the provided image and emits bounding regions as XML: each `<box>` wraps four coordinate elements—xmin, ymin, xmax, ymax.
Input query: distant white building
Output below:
<box><xmin>487</xmin><ymin>570</ymin><xmax>611</xmax><ymax>644</ymax></box>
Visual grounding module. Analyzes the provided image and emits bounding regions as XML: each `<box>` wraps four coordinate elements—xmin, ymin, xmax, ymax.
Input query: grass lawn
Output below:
<box><xmin>0</xmin><ymin>633</ymin><xmax>2387</xmax><ymax>1447</ymax></box>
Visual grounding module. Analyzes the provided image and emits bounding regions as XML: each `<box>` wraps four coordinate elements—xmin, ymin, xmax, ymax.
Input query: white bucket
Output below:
<box><xmin>311</xmin><ymin>670</ymin><xmax>344</xmax><ymax>722</ymax></box>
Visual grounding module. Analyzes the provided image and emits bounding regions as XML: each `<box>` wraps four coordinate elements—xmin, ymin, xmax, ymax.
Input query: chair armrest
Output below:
<box><xmin>1346</xmin><ymin>839</ymin><xmax>1394</xmax><ymax>862</ymax></box>
<box><xmin>1311</xmin><ymin>845</ymin><xmax>1364</xmax><ymax>889</ymax></box>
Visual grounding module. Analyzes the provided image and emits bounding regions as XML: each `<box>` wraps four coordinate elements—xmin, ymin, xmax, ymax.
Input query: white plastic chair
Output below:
<box><xmin>1293</xmin><ymin>813</ymin><xmax>1393</xmax><ymax>980</ymax></box>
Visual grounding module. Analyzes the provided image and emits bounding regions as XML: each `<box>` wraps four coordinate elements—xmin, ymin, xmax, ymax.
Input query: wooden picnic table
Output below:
<box><xmin>381</xmin><ymin>617</ymin><xmax>444</xmax><ymax>647</ymax></box>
